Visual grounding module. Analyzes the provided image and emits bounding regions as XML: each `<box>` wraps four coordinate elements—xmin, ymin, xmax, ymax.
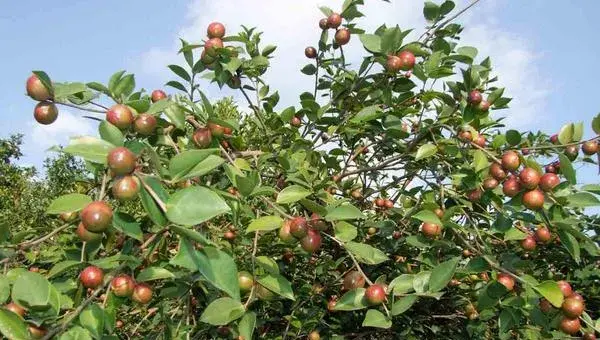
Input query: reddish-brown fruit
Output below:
<box><xmin>76</xmin><ymin>222</ymin><xmax>102</xmax><ymax>242</ymax></box>
<box><xmin>523</xmin><ymin>189</ymin><xmax>545</xmax><ymax>210</ymax></box>
<box><xmin>28</xmin><ymin>325</ymin><xmax>47</xmax><ymax>339</ymax></box>
<box><xmin>238</xmin><ymin>271</ymin><xmax>254</xmax><ymax>292</ymax></box>
<box><xmin>477</xmin><ymin>100</ymin><xmax>490</xmax><ymax>112</ymax></box>
<box><xmin>327</xmin><ymin>13</ymin><xmax>342</xmax><ymax>28</ymax></box>
<box><xmin>33</xmin><ymin>101</ymin><xmax>58</xmax><ymax>125</ymax></box>
<box><xmin>397</xmin><ymin>51</ymin><xmax>416</xmax><ymax>71</ymax></box>
<box><xmin>582</xmin><ymin>140</ymin><xmax>599</xmax><ymax>155</ymax></box>
<box><xmin>192</xmin><ymin>127</ymin><xmax>212</xmax><ymax>148</ymax></box>
<box><xmin>343</xmin><ymin>271</ymin><xmax>366</xmax><ymax>291</ymax></box>
<box><xmin>305</xmin><ymin>46</ymin><xmax>317</xmax><ymax>59</ymax></box>
<box><xmin>5</xmin><ymin>302</ymin><xmax>26</xmax><ymax>317</ymax></box>
<box><xmin>207</xmin><ymin>22</ymin><xmax>226</xmax><ymax>39</ymax></box>
<box><xmin>279</xmin><ymin>220</ymin><xmax>295</xmax><ymax>243</ymax></box>
<box><xmin>308</xmin><ymin>331</ymin><xmax>321</xmax><ymax>340</ymax></box>
<box><xmin>557</xmin><ymin>280</ymin><xmax>573</xmax><ymax>297</ymax></box>
<box><xmin>559</xmin><ymin>317</ymin><xmax>581</xmax><ymax>335</ymax></box>
<box><xmin>81</xmin><ymin>201</ymin><xmax>113</xmax><ymax>233</ymax></box>
<box><xmin>521</xmin><ymin>235</ymin><xmax>537</xmax><ymax>251</ymax></box>
<box><xmin>539</xmin><ymin>299</ymin><xmax>553</xmax><ymax>313</ymax></box>
<box><xmin>497</xmin><ymin>273</ymin><xmax>515</xmax><ymax>291</ymax></box>
<box><xmin>319</xmin><ymin>18</ymin><xmax>328</xmax><ymax>30</ymax></box>
<box><xmin>111</xmin><ymin>275</ymin><xmax>135</xmax><ymax>297</ymax></box>
<box><xmin>351</xmin><ymin>189</ymin><xmax>362</xmax><ymax>199</ymax></box>
<box><xmin>131</xmin><ymin>283</ymin><xmax>153</xmax><ymax>304</ymax></box>
<box><xmin>29</xmin><ymin>267</ymin><xmax>39</xmax><ymax>273</ymax></box>
<box><xmin>106</xmin><ymin>104</ymin><xmax>134</xmax><ymax>129</ymax></box>
<box><xmin>384</xmin><ymin>199</ymin><xmax>394</xmax><ymax>209</ymax></box>
<box><xmin>335</xmin><ymin>28</ymin><xmax>351</xmax><ymax>45</ymax></box>
<box><xmin>434</xmin><ymin>208</ymin><xmax>444</xmax><ymax>218</ymax></box>
<box><xmin>501</xmin><ymin>151</ymin><xmax>521</xmax><ymax>171</ymax></box>
<box><xmin>291</xmin><ymin>116</ymin><xmax>302</xmax><ymax>127</ymax></box>
<box><xmin>301</xmin><ymin>229</ymin><xmax>322</xmax><ymax>253</ymax></box>
<box><xmin>468</xmin><ymin>189</ymin><xmax>482</xmax><ymax>202</ymax></box>
<box><xmin>535</xmin><ymin>226</ymin><xmax>552</xmax><ymax>243</ymax></box>
<box><xmin>582</xmin><ymin>333</ymin><xmax>597</xmax><ymax>340</ymax></box>
<box><xmin>539</xmin><ymin>173</ymin><xmax>560</xmax><ymax>192</ymax></box>
<box><xmin>290</xmin><ymin>216</ymin><xmax>308</xmax><ymax>238</ymax></box>
<box><xmin>521</xmin><ymin>148</ymin><xmax>530</xmax><ymax>155</ymax></box>
<box><xmin>468</xmin><ymin>90</ymin><xmax>482</xmax><ymax>105</ymax></box>
<box><xmin>134</xmin><ymin>114</ymin><xmax>157</xmax><ymax>135</ymax></box>
<box><xmin>565</xmin><ymin>145</ymin><xmax>579</xmax><ymax>161</ymax></box>
<box><xmin>375</xmin><ymin>198</ymin><xmax>385</xmax><ymax>208</ymax></box>
<box><xmin>80</xmin><ymin>266</ymin><xmax>104</xmax><ymax>289</ymax></box>
<box><xmin>502</xmin><ymin>177</ymin><xmax>521</xmax><ymax>197</ymax></box>
<box><xmin>107</xmin><ymin>147</ymin><xmax>137</xmax><ymax>176</ymax></box>
<box><xmin>519</xmin><ymin>167</ymin><xmax>541</xmax><ymax>189</ymax></box>
<box><xmin>473</xmin><ymin>135</ymin><xmax>486</xmax><ymax>148</ymax></box>
<box><xmin>483</xmin><ymin>178</ymin><xmax>499</xmax><ymax>190</ymax></box>
<box><xmin>224</xmin><ymin>230</ymin><xmax>236</xmax><ymax>241</ymax></box>
<box><xmin>365</xmin><ymin>284</ymin><xmax>386</xmax><ymax>305</ymax></box>
<box><xmin>112</xmin><ymin>176</ymin><xmax>140</xmax><ymax>201</ymax></box>
<box><xmin>115</xmin><ymin>320</ymin><xmax>124</xmax><ymax>329</ymax></box>
<box><xmin>569</xmin><ymin>292</ymin><xmax>584</xmax><ymax>302</ymax></box>
<box><xmin>459</xmin><ymin>130</ymin><xmax>472</xmax><ymax>142</ymax></box>
<box><xmin>392</xmin><ymin>231</ymin><xmax>401</xmax><ymax>239</ymax></box>
<box><xmin>207</xmin><ymin>122</ymin><xmax>225</xmax><ymax>137</ymax></box>
<box><xmin>386</xmin><ymin>55</ymin><xmax>402</xmax><ymax>73</ymax></box>
<box><xmin>204</xmin><ymin>37</ymin><xmax>224</xmax><ymax>55</ymax></box>
<box><xmin>422</xmin><ymin>222</ymin><xmax>441</xmax><ymax>238</ymax></box>
<box><xmin>545</xmin><ymin>164</ymin><xmax>556</xmax><ymax>174</ymax></box>
<box><xmin>223</xmin><ymin>126</ymin><xmax>233</xmax><ymax>135</ymax></box>
<box><xmin>327</xmin><ymin>298</ymin><xmax>337</xmax><ymax>312</ymax></box>
<box><xmin>310</xmin><ymin>213</ymin><xmax>328</xmax><ymax>231</ymax></box>
<box><xmin>448</xmin><ymin>279</ymin><xmax>461</xmax><ymax>287</ymax></box>
<box><xmin>462</xmin><ymin>249</ymin><xmax>472</xmax><ymax>257</ymax></box>
<box><xmin>150</xmin><ymin>89</ymin><xmax>167</xmax><ymax>103</ymax></box>
<box><xmin>26</xmin><ymin>74</ymin><xmax>52</xmax><ymax>101</ymax></box>
<box><xmin>562</xmin><ymin>297</ymin><xmax>585</xmax><ymax>318</ymax></box>
<box><xmin>550</xmin><ymin>134</ymin><xmax>559</xmax><ymax>144</ymax></box>
<box><xmin>490</xmin><ymin>162</ymin><xmax>507</xmax><ymax>181</ymax></box>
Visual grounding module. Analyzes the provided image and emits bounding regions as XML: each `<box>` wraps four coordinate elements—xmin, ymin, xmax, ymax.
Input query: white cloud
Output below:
<box><xmin>28</xmin><ymin>109</ymin><xmax>96</xmax><ymax>150</ymax></box>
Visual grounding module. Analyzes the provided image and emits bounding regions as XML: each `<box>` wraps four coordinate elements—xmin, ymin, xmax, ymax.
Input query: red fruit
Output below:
<box><xmin>583</xmin><ymin>333</ymin><xmax>597</xmax><ymax>340</ymax></box>
<box><xmin>496</xmin><ymin>273</ymin><xmax>515</xmax><ymax>291</ymax></box>
<box><xmin>365</xmin><ymin>284</ymin><xmax>386</xmax><ymax>305</ymax></box>
<box><xmin>207</xmin><ymin>122</ymin><xmax>225</xmax><ymax>137</ymax></box>
<box><xmin>473</xmin><ymin>135</ymin><xmax>486</xmax><ymax>148</ymax></box>
<box><xmin>468</xmin><ymin>189</ymin><xmax>482</xmax><ymax>202</ymax></box>
<box><xmin>319</xmin><ymin>18</ymin><xmax>328</xmax><ymax>30</ymax></box>
<box><xmin>557</xmin><ymin>280</ymin><xmax>573</xmax><ymax>297</ymax></box>
<box><xmin>477</xmin><ymin>100</ymin><xmax>490</xmax><ymax>112</ymax></box>
<box><xmin>192</xmin><ymin>127</ymin><xmax>212</xmax><ymax>148</ymax></box>
<box><xmin>310</xmin><ymin>213</ymin><xmax>328</xmax><ymax>231</ymax></box>
<box><xmin>327</xmin><ymin>298</ymin><xmax>337</xmax><ymax>312</ymax></box>
<box><xmin>562</xmin><ymin>297</ymin><xmax>585</xmax><ymax>318</ymax></box>
<box><xmin>290</xmin><ymin>116</ymin><xmax>302</xmax><ymax>127</ymax></box>
<box><xmin>26</xmin><ymin>74</ymin><xmax>52</xmax><ymax>101</ymax></box>
<box><xmin>4</xmin><ymin>302</ymin><xmax>26</xmax><ymax>317</ymax></box>
<box><xmin>106</xmin><ymin>104</ymin><xmax>134</xmax><ymax>129</ymax></box>
<box><xmin>559</xmin><ymin>317</ymin><xmax>581</xmax><ymax>335</ymax></box>
<box><xmin>523</xmin><ymin>189</ymin><xmax>545</xmax><ymax>210</ymax></box>
<box><xmin>569</xmin><ymin>292</ymin><xmax>584</xmax><ymax>302</ymax></box>
<box><xmin>468</xmin><ymin>90</ymin><xmax>482</xmax><ymax>105</ymax></box>
<box><xmin>33</xmin><ymin>101</ymin><xmax>58</xmax><ymax>125</ymax></box>
<box><xmin>80</xmin><ymin>266</ymin><xmax>104</xmax><ymax>289</ymax></box>
<box><xmin>539</xmin><ymin>173</ymin><xmax>560</xmax><ymax>192</ymax></box>
<box><xmin>207</xmin><ymin>22</ymin><xmax>226</xmax><ymax>39</ymax></box>
<box><xmin>335</xmin><ymin>28</ymin><xmax>351</xmax><ymax>46</ymax></box>
<box><xmin>305</xmin><ymin>46</ymin><xmax>317</xmax><ymax>59</ymax></box>
<box><xmin>384</xmin><ymin>199</ymin><xmax>394</xmax><ymax>209</ymax></box>
<box><xmin>459</xmin><ymin>130</ymin><xmax>472</xmax><ymax>142</ymax></box>
<box><xmin>490</xmin><ymin>162</ymin><xmax>507</xmax><ymax>181</ymax></box>
<box><xmin>539</xmin><ymin>299</ymin><xmax>553</xmax><ymax>313</ymax></box>
<box><xmin>392</xmin><ymin>231</ymin><xmax>401</xmax><ymax>239</ymax></box>
<box><xmin>327</xmin><ymin>13</ymin><xmax>342</xmax><ymax>28</ymax></box>
<box><xmin>582</xmin><ymin>141</ymin><xmax>599</xmax><ymax>155</ymax></box>
<box><xmin>502</xmin><ymin>178</ymin><xmax>521</xmax><ymax>197</ymax></box>
<box><xmin>545</xmin><ymin>164</ymin><xmax>556</xmax><ymax>173</ymax></box>
<box><xmin>28</xmin><ymin>325</ymin><xmax>47</xmax><ymax>339</ymax></box>
<box><xmin>290</xmin><ymin>216</ymin><xmax>308</xmax><ymax>238</ymax></box>
<box><xmin>501</xmin><ymin>151</ymin><xmax>520</xmax><ymax>171</ymax></box>
<box><xmin>521</xmin><ymin>148</ymin><xmax>530</xmax><ymax>155</ymax></box>
<box><xmin>238</xmin><ymin>272</ymin><xmax>254</xmax><ymax>292</ymax></box>
<box><xmin>115</xmin><ymin>320</ymin><xmax>124</xmax><ymax>328</ymax></box>
<box><xmin>76</xmin><ymin>222</ymin><xmax>102</xmax><ymax>242</ymax></box>
<box><xmin>112</xmin><ymin>176</ymin><xmax>140</xmax><ymax>201</ymax></box>
<box><xmin>132</xmin><ymin>283</ymin><xmax>153</xmax><ymax>304</ymax></box>
<box><xmin>301</xmin><ymin>229</ymin><xmax>322</xmax><ymax>253</ymax></box>
<box><xmin>224</xmin><ymin>230</ymin><xmax>236</xmax><ymax>241</ymax></box>
<box><xmin>565</xmin><ymin>145</ymin><xmax>579</xmax><ymax>161</ymax></box>
<box><xmin>550</xmin><ymin>134</ymin><xmax>559</xmax><ymax>144</ymax></box>
<box><xmin>386</xmin><ymin>55</ymin><xmax>402</xmax><ymax>73</ymax></box>
<box><xmin>204</xmin><ymin>37</ymin><xmax>224</xmax><ymax>55</ymax></box>
<box><xmin>483</xmin><ymin>178</ymin><xmax>499</xmax><ymax>190</ymax></box>
<box><xmin>343</xmin><ymin>271</ymin><xmax>365</xmax><ymax>290</ymax></box>
<box><xmin>422</xmin><ymin>222</ymin><xmax>441</xmax><ymax>238</ymax></box>
<box><xmin>279</xmin><ymin>220</ymin><xmax>295</xmax><ymax>243</ymax></box>
<box><xmin>81</xmin><ymin>201</ymin><xmax>113</xmax><ymax>233</ymax></box>
<box><xmin>397</xmin><ymin>51</ymin><xmax>416</xmax><ymax>71</ymax></box>
<box><xmin>107</xmin><ymin>147</ymin><xmax>137</xmax><ymax>176</ymax></box>
<box><xmin>519</xmin><ymin>167</ymin><xmax>541</xmax><ymax>189</ymax></box>
<box><xmin>375</xmin><ymin>198</ymin><xmax>385</xmax><ymax>208</ymax></box>
<box><xmin>521</xmin><ymin>235</ymin><xmax>536</xmax><ymax>251</ymax></box>
<box><xmin>111</xmin><ymin>275</ymin><xmax>135</xmax><ymax>297</ymax></box>
<box><xmin>535</xmin><ymin>226</ymin><xmax>552</xmax><ymax>243</ymax></box>
<box><xmin>150</xmin><ymin>90</ymin><xmax>167</xmax><ymax>103</ymax></box>
<box><xmin>134</xmin><ymin>113</ymin><xmax>157</xmax><ymax>135</ymax></box>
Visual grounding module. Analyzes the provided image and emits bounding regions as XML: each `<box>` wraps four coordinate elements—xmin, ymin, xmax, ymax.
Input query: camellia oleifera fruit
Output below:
<box><xmin>207</xmin><ymin>22</ymin><xmax>226</xmax><ymax>39</ymax></box>
<box><xmin>151</xmin><ymin>89</ymin><xmax>167</xmax><ymax>102</ymax></box>
<box><xmin>80</xmin><ymin>265</ymin><xmax>104</xmax><ymax>289</ymax></box>
<box><xmin>81</xmin><ymin>201</ymin><xmax>113</xmax><ymax>233</ymax></box>
<box><xmin>134</xmin><ymin>113</ymin><xmax>157</xmax><ymax>135</ymax></box>
<box><xmin>106</xmin><ymin>104</ymin><xmax>134</xmax><ymax>129</ymax></box>
<box><xmin>26</xmin><ymin>74</ymin><xmax>51</xmax><ymax>101</ymax></box>
<box><xmin>112</xmin><ymin>175</ymin><xmax>140</xmax><ymax>201</ymax></box>
<box><xmin>111</xmin><ymin>274</ymin><xmax>135</xmax><ymax>297</ymax></box>
<box><xmin>131</xmin><ymin>283</ymin><xmax>153</xmax><ymax>304</ymax></box>
<box><xmin>365</xmin><ymin>284</ymin><xmax>386</xmax><ymax>305</ymax></box>
<box><xmin>107</xmin><ymin>147</ymin><xmax>137</xmax><ymax>176</ymax></box>
<box><xmin>33</xmin><ymin>101</ymin><xmax>58</xmax><ymax>125</ymax></box>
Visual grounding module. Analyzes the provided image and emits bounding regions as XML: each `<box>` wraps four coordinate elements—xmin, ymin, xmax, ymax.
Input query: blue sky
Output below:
<box><xmin>1</xmin><ymin>0</ymin><xmax>599</xmax><ymax>182</ymax></box>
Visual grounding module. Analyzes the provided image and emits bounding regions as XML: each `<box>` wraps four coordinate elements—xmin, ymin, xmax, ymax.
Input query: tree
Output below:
<box><xmin>2</xmin><ymin>1</ymin><xmax>600</xmax><ymax>339</ymax></box>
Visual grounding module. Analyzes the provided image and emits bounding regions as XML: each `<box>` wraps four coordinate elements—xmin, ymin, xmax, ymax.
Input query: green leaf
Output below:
<box><xmin>534</xmin><ymin>281</ymin><xmax>564</xmax><ymax>308</ymax></box>
<box><xmin>169</xmin><ymin>149</ymin><xmax>220</xmax><ymax>181</ymax></box>
<box><xmin>48</xmin><ymin>260</ymin><xmax>81</xmax><ymax>279</ymax></box>
<box><xmin>170</xmin><ymin>225</ymin><xmax>213</xmax><ymax>247</ymax></box>
<box><xmin>53</xmin><ymin>82</ymin><xmax>88</xmax><ymax>99</ymax></box>
<box><xmin>262</xmin><ymin>45</ymin><xmax>277</xmax><ymax>57</ymax></box>
<box><xmin>498</xmin><ymin>309</ymin><xmax>518</xmax><ymax>334</ymax></box>
<box><xmin>413</xmin><ymin>271</ymin><xmax>431</xmax><ymax>293</ymax></box>
<box><xmin>125</xmin><ymin>99</ymin><xmax>151</xmax><ymax>113</ymax></box>
<box><xmin>412</xmin><ymin>210</ymin><xmax>442</xmax><ymax>226</ymax></box>
<box><xmin>47</xmin><ymin>193</ymin><xmax>92</xmax><ymax>214</ymax></box>
<box><xmin>168</xmin><ymin>65</ymin><xmax>191</xmax><ymax>82</ymax></box>
<box><xmin>11</xmin><ymin>272</ymin><xmax>53</xmax><ymax>312</ymax></box>
<box><xmin>472</xmin><ymin>149</ymin><xmax>489</xmax><ymax>172</ymax></box>
<box><xmin>139</xmin><ymin>177</ymin><xmax>169</xmax><ymax>227</ymax></box>
<box><xmin>334</xmin><ymin>221</ymin><xmax>357</xmax><ymax>242</ymax></box>
<box><xmin>257</xmin><ymin>273</ymin><xmax>295</xmax><ymax>300</ymax></box>
<box><xmin>180</xmin><ymin>155</ymin><xmax>225</xmax><ymax>181</ymax></box>
<box><xmin>440</xmin><ymin>0</ymin><xmax>456</xmax><ymax>15</ymax></box>
<box><xmin>166</xmin><ymin>80</ymin><xmax>187</xmax><ymax>92</ymax></box>
<box><xmin>255</xmin><ymin>256</ymin><xmax>279</xmax><ymax>275</ymax></box>
<box><xmin>572</xmin><ymin>122</ymin><xmax>584</xmax><ymax>142</ymax></box>
<box><xmin>325</xmin><ymin>204</ymin><xmax>365</xmax><ymax>221</ymax></box>
<box><xmin>300</xmin><ymin>64</ymin><xmax>317</xmax><ymax>75</ymax></box>
<box><xmin>428</xmin><ymin>257</ymin><xmax>459</xmax><ymax>292</ymax></box>
<box><xmin>557</xmin><ymin>229</ymin><xmax>580</xmax><ymax>263</ymax></box>
<box><xmin>32</xmin><ymin>70</ymin><xmax>53</xmax><ymax>95</ymax></box>
<box><xmin>59</xmin><ymin>326</ymin><xmax>93</xmax><ymax>340</ymax></box>
<box><xmin>592</xmin><ymin>113</ymin><xmax>600</xmax><ymax>135</ymax></box>
<box><xmin>0</xmin><ymin>309</ymin><xmax>30</xmax><ymax>340</ymax></box>
<box><xmin>318</xmin><ymin>6</ymin><xmax>333</xmax><ymax>16</ymax></box>
<box><xmin>391</xmin><ymin>295</ymin><xmax>418</xmax><ymax>315</ymax></box>
<box><xmin>112</xmin><ymin>212</ymin><xmax>143</xmax><ymax>241</ymax></box>
<box><xmin>276</xmin><ymin>185</ymin><xmax>311</xmax><ymax>204</ymax></box>
<box><xmin>79</xmin><ymin>303</ymin><xmax>104</xmax><ymax>339</ymax></box>
<box><xmin>505</xmin><ymin>130</ymin><xmax>521</xmax><ymax>146</ymax></box>
<box><xmin>504</xmin><ymin>227</ymin><xmax>527</xmax><ymax>241</ymax></box>
<box><xmin>345</xmin><ymin>241</ymin><xmax>388</xmax><ymax>265</ymax></box>
<box><xmin>166</xmin><ymin>186</ymin><xmax>230</xmax><ymax>226</ymax></box>
<box><xmin>359</xmin><ymin>34</ymin><xmax>381</xmax><ymax>53</ymax></box>
<box><xmin>389</xmin><ymin>274</ymin><xmax>415</xmax><ymax>295</ymax></box>
<box><xmin>558</xmin><ymin>154</ymin><xmax>576</xmax><ymax>185</ymax></box>
<box><xmin>0</xmin><ymin>276</ymin><xmax>9</xmax><ymax>303</ymax></box>
<box><xmin>567</xmin><ymin>192</ymin><xmax>600</xmax><ymax>207</ymax></box>
<box><xmin>415</xmin><ymin>143</ymin><xmax>437</xmax><ymax>160</ymax></box>
<box><xmin>108</xmin><ymin>70</ymin><xmax>126</xmax><ymax>93</ymax></box>
<box><xmin>246</xmin><ymin>216</ymin><xmax>283</xmax><ymax>233</ymax></box>
<box><xmin>334</xmin><ymin>288</ymin><xmax>368</xmax><ymax>311</ymax></box>
<box><xmin>457</xmin><ymin>46</ymin><xmax>477</xmax><ymax>59</ymax></box>
<box><xmin>558</xmin><ymin>123</ymin><xmax>574</xmax><ymax>145</ymax></box>
<box><xmin>487</xmin><ymin>88</ymin><xmax>505</xmax><ymax>104</ymax></box>
<box><xmin>64</xmin><ymin>136</ymin><xmax>115</xmax><ymax>164</ymax></box>
<box><xmin>146</xmin><ymin>99</ymin><xmax>173</xmax><ymax>115</ymax></box>
<box><xmin>199</xmin><ymin>297</ymin><xmax>245</xmax><ymax>326</ymax></box>
<box><xmin>362</xmin><ymin>309</ymin><xmax>391</xmax><ymax>329</ymax></box>
<box><xmin>238</xmin><ymin>312</ymin><xmax>256</xmax><ymax>340</ymax></box>
<box><xmin>136</xmin><ymin>267</ymin><xmax>175</xmax><ymax>282</ymax></box>
<box><xmin>351</xmin><ymin>105</ymin><xmax>383</xmax><ymax>123</ymax></box>
<box><xmin>98</xmin><ymin>121</ymin><xmax>124</xmax><ymax>147</ymax></box>
<box><xmin>113</xmin><ymin>74</ymin><xmax>135</xmax><ymax>98</ymax></box>
<box><xmin>163</xmin><ymin>104</ymin><xmax>186</xmax><ymax>129</ymax></box>
<box><xmin>423</xmin><ymin>1</ymin><xmax>440</xmax><ymax>21</ymax></box>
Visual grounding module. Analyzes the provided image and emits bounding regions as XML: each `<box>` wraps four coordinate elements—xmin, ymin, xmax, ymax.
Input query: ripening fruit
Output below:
<box><xmin>561</xmin><ymin>297</ymin><xmax>585</xmax><ymax>318</ymax></box>
<box><xmin>490</xmin><ymin>162</ymin><xmax>507</xmax><ymax>181</ymax></box>
<box><xmin>496</xmin><ymin>273</ymin><xmax>515</xmax><ymax>291</ymax></box>
<box><xmin>112</xmin><ymin>176</ymin><xmax>140</xmax><ymax>201</ymax></box>
<box><xmin>26</xmin><ymin>74</ymin><xmax>51</xmax><ymax>101</ymax></box>
<box><xmin>204</xmin><ymin>37</ymin><xmax>224</xmax><ymax>55</ymax></box>
<box><xmin>386</xmin><ymin>55</ymin><xmax>402</xmax><ymax>73</ymax></box>
<box><xmin>291</xmin><ymin>116</ymin><xmax>302</xmax><ymax>127</ymax></box>
<box><xmin>458</xmin><ymin>130</ymin><xmax>472</xmax><ymax>142</ymax></box>
<box><xmin>301</xmin><ymin>229</ymin><xmax>322</xmax><ymax>253</ymax></box>
<box><xmin>107</xmin><ymin>147</ymin><xmax>137</xmax><ymax>176</ymax></box>
<box><xmin>384</xmin><ymin>199</ymin><xmax>394</xmax><ymax>209</ymax></box>
<box><xmin>207</xmin><ymin>122</ymin><xmax>225</xmax><ymax>137</ymax></box>
<box><xmin>33</xmin><ymin>101</ymin><xmax>58</xmax><ymax>125</ymax></box>
<box><xmin>375</xmin><ymin>198</ymin><xmax>385</xmax><ymax>208</ymax></box>
<box><xmin>392</xmin><ymin>231</ymin><xmax>401</xmax><ymax>239</ymax></box>
<box><xmin>106</xmin><ymin>104</ymin><xmax>134</xmax><ymax>129</ymax></box>
<box><xmin>351</xmin><ymin>189</ymin><xmax>362</xmax><ymax>199</ymax></box>
<box><xmin>59</xmin><ymin>211</ymin><xmax>78</xmax><ymax>222</ymax></box>
<box><xmin>502</xmin><ymin>177</ymin><xmax>521</xmax><ymax>197</ymax></box>
<box><xmin>422</xmin><ymin>222</ymin><xmax>441</xmax><ymax>238</ymax></box>
<box><xmin>550</xmin><ymin>134</ymin><xmax>559</xmax><ymax>144</ymax></box>
<box><xmin>539</xmin><ymin>173</ymin><xmax>560</xmax><ymax>192</ymax></box>
<box><xmin>238</xmin><ymin>271</ymin><xmax>254</xmax><ymax>292</ymax></box>
<box><xmin>279</xmin><ymin>220</ymin><xmax>295</xmax><ymax>243</ymax></box>
<box><xmin>501</xmin><ymin>151</ymin><xmax>520</xmax><ymax>171</ymax></box>
<box><xmin>290</xmin><ymin>216</ymin><xmax>308</xmax><ymax>238</ymax></box>
<box><xmin>468</xmin><ymin>189</ymin><xmax>482</xmax><ymax>202</ymax></box>
<box><xmin>76</xmin><ymin>222</ymin><xmax>102</xmax><ymax>242</ymax></box>
<box><xmin>582</xmin><ymin>140</ymin><xmax>599</xmax><ymax>155</ymax></box>
<box><xmin>310</xmin><ymin>213</ymin><xmax>328</xmax><ymax>231</ymax></box>
<box><xmin>569</xmin><ymin>292</ymin><xmax>584</xmax><ymax>302</ymax></box>
<box><xmin>557</xmin><ymin>280</ymin><xmax>573</xmax><ymax>297</ymax></box>
<box><xmin>434</xmin><ymin>208</ymin><xmax>444</xmax><ymax>218</ymax></box>
<box><xmin>192</xmin><ymin>127</ymin><xmax>212</xmax><ymax>148</ymax></box>
<box><xmin>521</xmin><ymin>235</ymin><xmax>536</xmax><ymax>251</ymax></box>
<box><xmin>583</xmin><ymin>333</ymin><xmax>597</xmax><ymax>340</ymax></box>
<box><xmin>365</xmin><ymin>284</ymin><xmax>386</xmax><ymax>305</ymax></box>
<box><xmin>111</xmin><ymin>275</ymin><xmax>135</xmax><ymax>297</ymax></box>
<box><xmin>539</xmin><ymin>299</ymin><xmax>553</xmax><ymax>313</ymax></box>
<box><xmin>4</xmin><ymin>302</ymin><xmax>26</xmax><ymax>317</ymax></box>
<box><xmin>305</xmin><ymin>46</ymin><xmax>317</xmax><ymax>59</ymax></box>
<box><xmin>545</xmin><ymin>164</ymin><xmax>557</xmax><ymax>174</ymax></box>
<box><xmin>28</xmin><ymin>325</ymin><xmax>47</xmax><ymax>339</ymax></box>
<box><xmin>522</xmin><ymin>189</ymin><xmax>545</xmax><ymax>210</ymax></box>
<box><xmin>397</xmin><ymin>51</ymin><xmax>416</xmax><ymax>71</ymax></box>
<box><xmin>343</xmin><ymin>271</ymin><xmax>366</xmax><ymax>291</ymax></box>
<box><xmin>134</xmin><ymin>114</ymin><xmax>157</xmax><ymax>135</ymax></box>
<box><xmin>473</xmin><ymin>135</ymin><xmax>486</xmax><ymax>148</ymax></box>
<box><xmin>132</xmin><ymin>283</ymin><xmax>153</xmax><ymax>304</ymax></box>
<box><xmin>81</xmin><ymin>201</ymin><xmax>113</xmax><ymax>233</ymax></box>
<box><xmin>468</xmin><ymin>90</ymin><xmax>482</xmax><ymax>105</ymax></box>
<box><xmin>564</xmin><ymin>145</ymin><xmax>579</xmax><ymax>161</ymax></box>
<box><xmin>367</xmin><ymin>227</ymin><xmax>377</xmax><ymax>235</ymax></box>
<box><xmin>224</xmin><ymin>230</ymin><xmax>236</xmax><ymax>241</ymax></box>
<box><xmin>327</xmin><ymin>13</ymin><xmax>342</xmax><ymax>28</ymax></box>
<box><xmin>207</xmin><ymin>22</ymin><xmax>226</xmax><ymax>39</ymax></box>
<box><xmin>255</xmin><ymin>284</ymin><xmax>275</xmax><ymax>301</ymax></box>
<box><xmin>559</xmin><ymin>317</ymin><xmax>581</xmax><ymax>335</ymax></box>
<box><xmin>519</xmin><ymin>167</ymin><xmax>541</xmax><ymax>189</ymax></box>
<box><xmin>483</xmin><ymin>178</ymin><xmax>499</xmax><ymax>190</ymax></box>
<box><xmin>308</xmin><ymin>331</ymin><xmax>321</xmax><ymax>340</ymax></box>
<box><xmin>319</xmin><ymin>18</ymin><xmax>328</xmax><ymax>30</ymax></box>
<box><xmin>335</xmin><ymin>28</ymin><xmax>351</xmax><ymax>45</ymax></box>
<box><xmin>151</xmin><ymin>89</ymin><xmax>167</xmax><ymax>103</ymax></box>
<box><xmin>80</xmin><ymin>265</ymin><xmax>104</xmax><ymax>289</ymax></box>
<box><xmin>535</xmin><ymin>226</ymin><xmax>552</xmax><ymax>243</ymax></box>
<box><xmin>201</xmin><ymin>49</ymin><xmax>216</xmax><ymax>66</ymax></box>
<box><xmin>477</xmin><ymin>100</ymin><xmax>490</xmax><ymax>112</ymax></box>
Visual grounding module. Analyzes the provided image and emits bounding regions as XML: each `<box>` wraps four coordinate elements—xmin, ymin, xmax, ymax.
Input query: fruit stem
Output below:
<box><xmin>136</xmin><ymin>175</ymin><xmax>167</xmax><ymax>213</ymax></box>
